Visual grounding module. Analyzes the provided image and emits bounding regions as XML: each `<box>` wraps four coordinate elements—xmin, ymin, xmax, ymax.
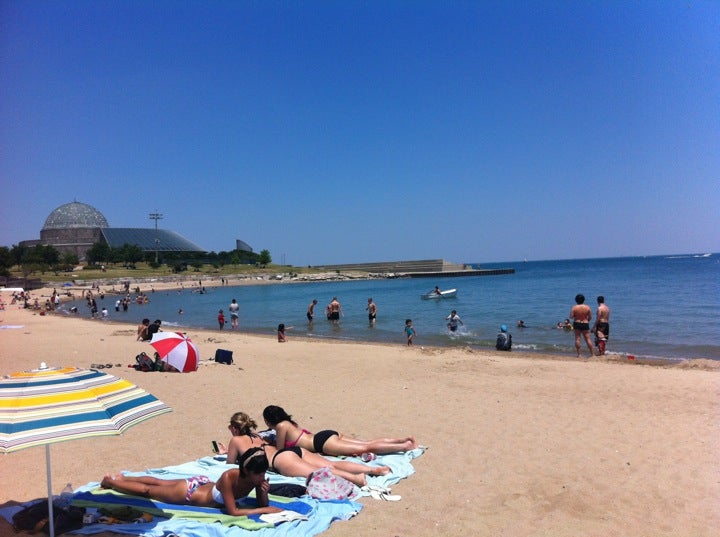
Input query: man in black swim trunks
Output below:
<box><xmin>592</xmin><ymin>295</ymin><xmax>610</xmax><ymax>355</ymax></box>
<box><xmin>570</xmin><ymin>294</ymin><xmax>595</xmax><ymax>358</ymax></box>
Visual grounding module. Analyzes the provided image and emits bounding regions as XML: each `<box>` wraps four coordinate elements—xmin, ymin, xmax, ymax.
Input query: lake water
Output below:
<box><xmin>66</xmin><ymin>253</ymin><xmax>720</xmax><ymax>361</ymax></box>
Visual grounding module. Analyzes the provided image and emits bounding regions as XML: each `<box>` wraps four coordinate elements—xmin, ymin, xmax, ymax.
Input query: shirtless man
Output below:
<box><xmin>366</xmin><ymin>297</ymin><xmax>377</xmax><ymax>323</ymax></box>
<box><xmin>328</xmin><ymin>297</ymin><xmax>342</xmax><ymax>321</ymax></box>
<box><xmin>307</xmin><ymin>299</ymin><xmax>318</xmax><ymax>322</ymax></box>
<box><xmin>592</xmin><ymin>296</ymin><xmax>610</xmax><ymax>355</ymax></box>
<box><xmin>570</xmin><ymin>294</ymin><xmax>594</xmax><ymax>357</ymax></box>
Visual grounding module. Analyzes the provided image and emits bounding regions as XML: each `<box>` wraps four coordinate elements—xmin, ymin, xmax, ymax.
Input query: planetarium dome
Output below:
<box><xmin>42</xmin><ymin>201</ymin><xmax>109</xmax><ymax>230</ymax></box>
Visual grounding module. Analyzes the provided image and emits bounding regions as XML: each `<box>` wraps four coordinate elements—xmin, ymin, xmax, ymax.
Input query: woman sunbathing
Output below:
<box><xmin>262</xmin><ymin>405</ymin><xmax>417</xmax><ymax>458</ymax></box>
<box><xmin>100</xmin><ymin>447</ymin><xmax>281</xmax><ymax>517</ymax></box>
<box><xmin>220</xmin><ymin>412</ymin><xmax>391</xmax><ymax>487</ymax></box>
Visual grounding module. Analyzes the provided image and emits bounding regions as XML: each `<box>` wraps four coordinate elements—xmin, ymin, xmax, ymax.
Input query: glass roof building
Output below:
<box><xmin>102</xmin><ymin>228</ymin><xmax>204</xmax><ymax>252</ymax></box>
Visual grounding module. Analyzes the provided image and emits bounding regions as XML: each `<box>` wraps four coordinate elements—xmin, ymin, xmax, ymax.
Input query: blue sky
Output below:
<box><xmin>1</xmin><ymin>1</ymin><xmax>718</xmax><ymax>266</ymax></box>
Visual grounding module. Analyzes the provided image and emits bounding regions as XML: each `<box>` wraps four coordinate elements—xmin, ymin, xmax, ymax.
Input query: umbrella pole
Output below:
<box><xmin>46</xmin><ymin>444</ymin><xmax>56</xmax><ymax>537</ymax></box>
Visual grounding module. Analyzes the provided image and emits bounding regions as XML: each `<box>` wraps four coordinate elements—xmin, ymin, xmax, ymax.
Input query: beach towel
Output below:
<box><xmin>1</xmin><ymin>448</ymin><xmax>425</xmax><ymax>537</ymax></box>
<box><xmin>71</xmin><ymin>487</ymin><xmax>312</xmax><ymax>529</ymax></box>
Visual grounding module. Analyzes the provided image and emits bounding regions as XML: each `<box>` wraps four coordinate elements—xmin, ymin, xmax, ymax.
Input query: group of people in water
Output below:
<box><xmin>100</xmin><ymin>405</ymin><xmax>417</xmax><ymax>516</ymax></box>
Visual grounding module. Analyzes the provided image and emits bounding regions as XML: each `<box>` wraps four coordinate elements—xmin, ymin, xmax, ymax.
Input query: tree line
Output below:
<box><xmin>0</xmin><ymin>242</ymin><xmax>272</xmax><ymax>277</ymax></box>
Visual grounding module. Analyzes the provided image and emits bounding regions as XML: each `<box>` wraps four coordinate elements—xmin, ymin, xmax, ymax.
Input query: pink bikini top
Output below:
<box><xmin>284</xmin><ymin>428</ymin><xmax>312</xmax><ymax>448</ymax></box>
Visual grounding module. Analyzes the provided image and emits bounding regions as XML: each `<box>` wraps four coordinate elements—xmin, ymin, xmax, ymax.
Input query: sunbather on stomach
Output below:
<box><xmin>262</xmin><ymin>405</ymin><xmax>417</xmax><ymax>458</ymax></box>
<box><xmin>221</xmin><ymin>412</ymin><xmax>391</xmax><ymax>487</ymax></box>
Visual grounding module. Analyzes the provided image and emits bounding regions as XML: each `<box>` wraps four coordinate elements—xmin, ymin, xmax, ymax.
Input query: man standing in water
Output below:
<box><xmin>592</xmin><ymin>296</ymin><xmax>610</xmax><ymax>355</ymax></box>
<box><xmin>367</xmin><ymin>297</ymin><xmax>377</xmax><ymax>324</ymax></box>
<box><xmin>328</xmin><ymin>297</ymin><xmax>342</xmax><ymax>321</ymax></box>
<box><xmin>446</xmin><ymin>310</ymin><xmax>464</xmax><ymax>333</ymax></box>
<box><xmin>570</xmin><ymin>294</ymin><xmax>595</xmax><ymax>357</ymax></box>
<box><xmin>307</xmin><ymin>299</ymin><xmax>318</xmax><ymax>323</ymax></box>
<box><xmin>228</xmin><ymin>298</ymin><xmax>240</xmax><ymax>330</ymax></box>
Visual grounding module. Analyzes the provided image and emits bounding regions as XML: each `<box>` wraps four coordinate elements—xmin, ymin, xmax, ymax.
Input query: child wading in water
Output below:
<box><xmin>405</xmin><ymin>319</ymin><xmax>416</xmax><ymax>346</ymax></box>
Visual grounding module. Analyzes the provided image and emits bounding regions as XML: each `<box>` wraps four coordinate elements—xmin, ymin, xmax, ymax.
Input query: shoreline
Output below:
<box><xmin>7</xmin><ymin>275</ymin><xmax>720</xmax><ymax>368</ymax></box>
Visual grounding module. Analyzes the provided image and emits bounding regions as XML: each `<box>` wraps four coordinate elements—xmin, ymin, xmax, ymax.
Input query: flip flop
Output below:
<box><xmin>369</xmin><ymin>489</ymin><xmax>401</xmax><ymax>501</ymax></box>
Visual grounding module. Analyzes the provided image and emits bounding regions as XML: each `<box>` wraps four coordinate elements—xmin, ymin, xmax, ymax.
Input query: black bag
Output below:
<box><xmin>215</xmin><ymin>349</ymin><xmax>233</xmax><ymax>364</ymax></box>
<box><xmin>12</xmin><ymin>499</ymin><xmax>85</xmax><ymax>535</ymax></box>
<box><xmin>134</xmin><ymin>352</ymin><xmax>155</xmax><ymax>371</ymax></box>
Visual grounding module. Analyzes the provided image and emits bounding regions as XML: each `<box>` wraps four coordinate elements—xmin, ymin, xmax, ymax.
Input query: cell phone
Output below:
<box><xmin>211</xmin><ymin>440</ymin><xmax>219</xmax><ymax>454</ymax></box>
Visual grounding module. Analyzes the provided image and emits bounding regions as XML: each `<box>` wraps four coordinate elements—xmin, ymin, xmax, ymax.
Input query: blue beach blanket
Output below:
<box><xmin>1</xmin><ymin>448</ymin><xmax>425</xmax><ymax>537</ymax></box>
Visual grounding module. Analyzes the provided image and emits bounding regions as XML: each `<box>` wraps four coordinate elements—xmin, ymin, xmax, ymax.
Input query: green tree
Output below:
<box><xmin>257</xmin><ymin>249</ymin><xmax>272</xmax><ymax>267</ymax></box>
<box><xmin>0</xmin><ymin>246</ymin><xmax>12</xmax><ymax>277</ymax></box>
<box><xmin>87</xmin><ymin>242</ymin><xmax>111</xmax><ymax>264</ymax></box>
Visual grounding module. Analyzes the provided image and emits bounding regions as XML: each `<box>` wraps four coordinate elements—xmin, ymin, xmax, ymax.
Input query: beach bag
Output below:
<box><xmin>214</xmin><ymin>349</ymin><xmax>233</xmax><ymax>364</ymax></box>
<box><xmin>305</xmin><ymin>467</ymin><xmax>355</xmax><ymax>500</ymax></box>
<box><xmin>12</xmin><ymin>499</ymin><xmax>85</xmax><ymax>535</ymax></box>
<box><xmin>134</xmin><ymin>352</ymin><xmax>155</xmax><ymax>371</ymax></box>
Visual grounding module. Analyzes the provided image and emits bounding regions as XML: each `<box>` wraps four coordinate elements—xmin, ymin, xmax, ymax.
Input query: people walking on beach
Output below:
<box><xmin>570</xmin><ymin>294</ymin><xmax>595</xmax><ymax>357</ymax></box>
<box><xmin>99</xmin><ymin>448</ymin><xmax>281</xmax><ymax>516</ymax></box>
<box><xmin>446</xmin><ymin>310</ymin><xmax>463</xmax><ymax>332</ymax></box>
<box><xmin>307</xmin><ymin>299</ymin><xmax>318</xmax><ymax>323</ymax></box>
<box><xmin>592</xmin><ymin>296</ymin><xmax>610</xmax><ymax>355</ymax></box>
<box><xmin>327</xmin><ymin>297</ymin><xmax>342</xmax><ymax>321</ymax></box>
<box><xmin>217</xmin><ymin>309</ymin><xmax>225</xmax><ymax>330</ymax></box>
<box><xmin>405</xmin><ymin>319</ymin><xmax>416</xmax><ymax>346</ymax></box>
<box><xmin>228</xmin><ymin>299</ymin><xmax>240</xmax><ymax>329</ymax></box>
<box><xmin>496</xmin><ymin>325</ymin><xmax>512</xmax><ymax>351</ymax></box>
<box><xmin>367</xmin><ymin>297</ymin><xmax>377</xmax><ymax>324</ymax></box>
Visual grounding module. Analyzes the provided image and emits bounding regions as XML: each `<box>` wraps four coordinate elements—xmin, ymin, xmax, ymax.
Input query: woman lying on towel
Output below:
<box><xmin>100</xmin><ymin>447</ymin><xmax>282</xmax><ymax>517</ymax></box>
<box><xmin>263</xmin><ymin>405</ymin><xmax>417</xmax><ymax>458</ymax></box>
<box><xmin>220</xmin><ymin>412</ymin><xmax>391</xmax><ymax>487</ymax></box>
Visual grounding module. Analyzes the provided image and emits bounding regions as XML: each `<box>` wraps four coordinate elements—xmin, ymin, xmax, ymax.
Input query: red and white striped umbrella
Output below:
<box><xmin>149</xmin><ymin>332</ymin><xmax>199</xmax><ymax>373</ymax></box>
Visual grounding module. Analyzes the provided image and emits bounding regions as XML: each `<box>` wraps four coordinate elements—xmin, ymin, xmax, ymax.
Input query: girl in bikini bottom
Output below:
<box><xmin>271</xmin><ymin>446</ymin><xmax>302</xmax><ymax>471</ymax></box>
<box><xmin>185</xmin><ymin>475</ymin><xmax>211</xmax><ymax>501</ymax></box>
<box><xmin>313</xmin><ymin>430</ymin><xmax>339</xmax><ymax>453</ymax></box>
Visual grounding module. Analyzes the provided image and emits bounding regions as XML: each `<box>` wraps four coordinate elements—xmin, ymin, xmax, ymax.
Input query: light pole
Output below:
<box><xmin>149</xmin><ymin>212</ymin><xmax>163</xmax><ymax>263</ymax></box>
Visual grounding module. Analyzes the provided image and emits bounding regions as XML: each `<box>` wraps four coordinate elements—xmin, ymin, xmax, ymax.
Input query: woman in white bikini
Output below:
<box><xmin>100</xmin><ymin>448</ymin><xmax>281</xmax><ymax>517</ymax></box>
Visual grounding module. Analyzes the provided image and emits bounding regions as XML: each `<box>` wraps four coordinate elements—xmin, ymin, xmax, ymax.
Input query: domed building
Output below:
<box><xmin>37</xmin><ymin>202</ymin><xmax>109</xmax><ymax>257</ymax></box>
<box><xmin>21</xmin><ymin>201</ymin><xmax>205</xmax><ymax>260</ymax></box>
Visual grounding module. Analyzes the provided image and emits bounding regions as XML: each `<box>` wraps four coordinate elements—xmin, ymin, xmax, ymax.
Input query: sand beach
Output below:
<box><xmin>1</xmin><ymin>281</ymin><xmax>718</xmax><ymax>536</ymax></box>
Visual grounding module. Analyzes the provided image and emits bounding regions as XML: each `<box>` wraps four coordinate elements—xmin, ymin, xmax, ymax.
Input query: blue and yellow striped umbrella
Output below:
<box><xmin>0</xmin><ymin>365</ymin><xmax>171</xmax><ymax>537</ymax></box>
<box><xmin>0</xmin><ymin>365</ymin><xmax>172</xmax><ymax>453</ymax></box>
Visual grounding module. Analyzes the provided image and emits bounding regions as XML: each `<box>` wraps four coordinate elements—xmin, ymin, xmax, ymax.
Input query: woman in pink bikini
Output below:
<box><xmin>263</xmin><ymin>405</ymin><xmax>417</xmax><ymax>458</ymax></box>
<box><xmin>219</xmin><ymin>412</ymin><xmax>390</xmax><ymax>486</ymax></box>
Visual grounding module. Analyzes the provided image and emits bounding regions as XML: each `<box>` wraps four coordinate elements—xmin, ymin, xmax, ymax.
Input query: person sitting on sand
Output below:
<box><xmin>100</xmin><ymin>447</ymin><xmax>282</xmax><ymax>517</ymax></box>
<box><xmin>263</xmin><ymin>405</ymin><xmax>416</xmax><ymax>459</ymax></box>
<box><xmin>219</xmin><ymin>412</ymin><xmax>391</xmax><ymax>487</ymax></box>
<box><xmin>136</xmin><ymin>318</ymin><xmax>151</xmax><ymax>341</ymax></box>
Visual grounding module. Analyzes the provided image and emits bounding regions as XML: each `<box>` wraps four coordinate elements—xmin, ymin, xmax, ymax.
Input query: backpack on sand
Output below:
<box><xmin>305</xmin><ymin>467</ymin><xmax>356</xmax><ymax>500</ymax></box>
<box><xmin>134</xmin><ymin>352</ymin><xmax>155</xmax><ymax>372</ymax></box>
